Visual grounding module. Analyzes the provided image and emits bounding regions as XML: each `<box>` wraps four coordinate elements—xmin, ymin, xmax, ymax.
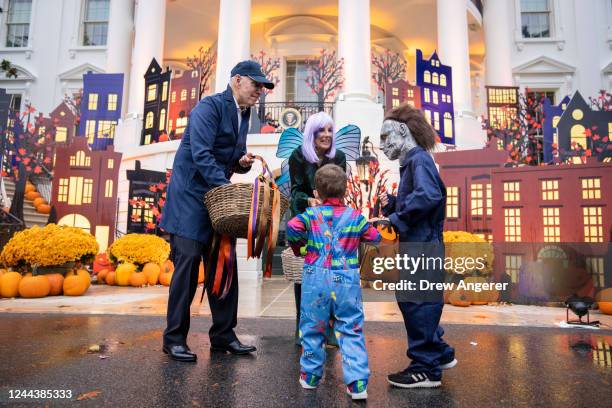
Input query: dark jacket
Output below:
<box><xmin>160</xmin><ymin>86</ymin><xmax>252</xmax><ymax>244</ymax></box>
<box><xmin>288</xmin><ymin>147</ymin><xmax>346</xmax><ymax>216</ymax></box>
<box><xmin>382</xmin><ymin>146</ymin><xmax>446</xmax><ymax>242</ymax></box>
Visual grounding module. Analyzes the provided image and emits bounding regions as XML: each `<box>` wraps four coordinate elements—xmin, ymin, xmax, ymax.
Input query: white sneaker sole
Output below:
<box><xmin>440</xmin><ymin>358</ymin><xmax>458</xmax><ymax>370</ymax></box>
<box><xmin>346</xmin><ymin>389</ymin><xmax>368</xmax><ymax>400</ymax></box>
<box><xmin>387</xmin><ymin>379</ymin><xmax>442</xmax><ymax>388</ymax></box>
<box><xmin>299</xmin><ymin>378</ymin><xmax>317</xmax><ymax>389</ymax></box>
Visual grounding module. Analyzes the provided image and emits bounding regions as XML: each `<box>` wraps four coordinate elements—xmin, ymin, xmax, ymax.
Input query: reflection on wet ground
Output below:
<box><xmin>0</xmin><ymin>314</ymin><xmax>610</xmax><ymax>407</ymax></box>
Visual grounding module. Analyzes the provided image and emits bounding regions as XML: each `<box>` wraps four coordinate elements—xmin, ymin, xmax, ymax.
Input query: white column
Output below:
<box><xmin>437</xmin><ymin>0</ymin><xmax>484</xmax><ymax>149</ymax></box>
<box><xmin>337</xmin><ymin>0</ymin><xmax>372</xmax><ymax>100</ymax></box>
<box><xmin>483</xmin><ymin>0</ymin><xmax>513</xmax><ymax>86</ymax></box>
<box><xmin>106</xmin><ymin>0</ymin><xmax>135</xmax><ymax>116</ymax></box>
<box><xmin>214</xmin><ymin>0</ymin><xmax>252</xmax><ymax>93</ymax></box>
<box><xmin>126</xmin><ymin>0</ymin><xmax>166</xmax><ymax>117</ymax></box>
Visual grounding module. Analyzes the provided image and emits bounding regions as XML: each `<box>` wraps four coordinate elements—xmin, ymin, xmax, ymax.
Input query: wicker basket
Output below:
<box><xmin>204</xmin><ymin>181</ymin><xmax>289</xmax><ymax>239</ymax></box>
<box><xmin>281</xmin><ymin>247</ymin><xmax>304</xmax><ymax>283</ymax></box>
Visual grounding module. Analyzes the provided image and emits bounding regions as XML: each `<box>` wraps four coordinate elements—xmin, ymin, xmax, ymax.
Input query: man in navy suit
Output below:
<box><xmin>160</xmin><ymin>61</ymin><xmax>275</xmax><ymax>362</ymax></box>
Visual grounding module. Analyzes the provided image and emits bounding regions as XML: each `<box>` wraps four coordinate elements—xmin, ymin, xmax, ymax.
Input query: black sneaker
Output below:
<box><xmin>387</xmin><ymin>369</ymin><xmax>441</xmax><ymax>388</ymax></box>
<box><xmin>440</xmin><ymin>356</ymin><xmax>457</xmax><ymax>370</ymax></box>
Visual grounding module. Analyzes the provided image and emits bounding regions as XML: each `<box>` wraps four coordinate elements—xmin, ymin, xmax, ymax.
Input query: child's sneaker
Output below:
<box><xmin>346</xmin><ymin>379</ymin><xmax>368</xmax><ymax>400</ymax></box>
<box><xmin>299</xmin><ymin>372</ymin><xmax>320</xmax><ymax>389</ymax></box>
<box><xmin>387</xmin><ymin>368</ymin><xmax>441</xmax><ymax>388</ymax></box>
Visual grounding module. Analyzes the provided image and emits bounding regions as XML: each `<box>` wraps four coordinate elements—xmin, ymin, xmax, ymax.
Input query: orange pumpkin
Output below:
<box><xmin>93</xmin><ymin>253</ymin><xmax>114</xmax><ymax>274</ymax></box>
<box><xmin>115</xmin><ymin>263</ymin><xmax>136</xmax><ymax>286</ymax></box>
<box><xmin>36</xmin><ymin>204</ymin><xmax>51</xmax><ymax>214</ymax></box>
<box><xmin>596</xmin><ymin>288</ymin><xmax>612</xmax><ymax>315</ymax></box>
<box><xmin>67</xmin><ymin>269</ymin><xmax>91</xmax><ymax>289</ymax></box>
<box><xmin>63</xmin><ymin>275</ymin><xmax>88</xmax><ymax>296</ymax></box>
<box><xmin>25</xmin><ymin>184</ymin><xmax>36</xmax><ymax>194</ymax></box>
<box><xmin>143</xmin><ymin>263</ymin><xmax>161</xmax><ymax>285</ymax></box>
<box><xmin>161</xmin><ymin>260</ymin><xmax>174</xmax><ymax>274</ymax></box>
<box><xmin>32</xmin><ymin>197</ymin><xmax>47</xmax><ymax>208</ymax></box>
<box><xmin>198</xmin><ymin>262</ymin><xmax>205</xmax><ymax>284</ymax></box>
<box><xmin>449</xmin><ymin>289</ymin><xmax>471</xmax><ymax>307</ymax></box>
<box><xmin>19</xmin><ymin>273</ymin><xmax>51</xmax><ymax>298</ymax></box>
<box><xmin>129</xmin><ymin>271</ymin><xmax>148</xmax><ymax>287</ymax></box>
<box><xmin>46</xmin><ymin>273</ymin><xmax>64</xmax><ymax>295</ymax></box>
<box><xmin>97</xmin><ymin>269</ymin><xmax>109</xmax><ymax>283</ymax></box>
<box><xmin>0</xmin><ymin>272</ymin><xmax>22</xmax><ymax>298</ymax></box>
<box><xmin>159</xmin><ymin>132</ymin><xmax>169</xmax><ymax>142</ymax></box>
<box><xmin>159</xmin><ymin>270</ymin><xmax>173</xmax><ymax>286</ymax></box>
<box><xmin>105</xmin><ymin>271</ymin><xmax>116</xmax><ymax>285</ymax></box>
<box><xmin>25</xmin><ymin>191</ymin><xmax>41</xmax><ymax>201</ymax></box>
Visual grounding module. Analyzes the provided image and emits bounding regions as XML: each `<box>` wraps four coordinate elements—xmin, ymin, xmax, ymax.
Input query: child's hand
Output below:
<box><xmin>378</xmin><ymin>193</ymin><xmax>389</xmax><ymax>208</ymax></box>
<box><xmin>307</xmin><ymin>197</ymin><xmax>322</xmax><ymax>207</ymax></box>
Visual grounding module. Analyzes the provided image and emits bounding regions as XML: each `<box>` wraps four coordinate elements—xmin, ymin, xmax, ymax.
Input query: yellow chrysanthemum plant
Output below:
<box><xmin>0</xmin><ymin>224</ymin><xmax>99</xmax><ymax>273</ymax></box>
<box><xmin>443</xmin><ymin>231</ymin><xmax>494</xmax><ymax>275</ymax></box>
<box><xmin>107</xmin><ymin>233</ymin><xmax>170</xmax><ymax>268</ymax></box>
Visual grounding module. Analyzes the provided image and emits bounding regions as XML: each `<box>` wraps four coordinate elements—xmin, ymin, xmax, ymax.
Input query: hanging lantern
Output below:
<box><xmin>356</xmin><ymin>136</ymin><xmax>378</xmax><ymax>190</ymax></box>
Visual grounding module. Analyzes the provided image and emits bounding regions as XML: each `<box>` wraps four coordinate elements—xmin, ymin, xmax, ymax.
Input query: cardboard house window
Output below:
<box><xmin>542</xmin><ymin>207</ymin><xmax>561</xmax><ymax>242</ymax></box>
<box><xmin>6</xmin><ymin>0</ymin><xmax>32</xmax><ymax>47</ymax></box>
<box><xmin>583</xmin><ymin>207</ymin><xmax>603</xmax><ymax>243</ymax></box>
<box><xmin>161</xmin><ymin>82</ymin><xmax>168</xmax><ymax>102</ymax></box>
<box><xmin>107</xmin><ymin>159</ymin><xmax>114</xmax><ymax>169</ymax></box>
<box><xmin>444</xmin><ymin>113</ymin><xmax>453</xmax><ymax>138</ymax></box>
<box><xmin>581</xmin><ymin>178</ymin><xmax>601</xmax><ymax>200</ymax></box>
<box><xmin>503</xmin><ymin>181</ymin><xmax>521</xmax><ymax>202</ymax></box>
<box><xmin>82</xmin><ymin>0</ymin><xmax>109</xmax><ymax>46</ymax></box>
<box><xmin>55</xmin><ymin>127</ymin><xmax>67</xmax><ymax>143</ymax></box>
<box><xmin>85</xmin><ymin>120</ymin><xmax>96</xmax><ymax>144</ymax></box>
<box><xmin>70</xmin><ymin>151</ymin><xmax>90</xmax><ymax>167</ymax></box>
<box><xmin>424</xmin><ymin>71</ymin><xmax>431</xmax><ymax>83</ymax></box>
<box><xmin>504</xmin><ymin>208</ymin><xmax>522</xmax><ymax>242</ymax></box>
<box><xmin>145</xmin><ymin>112</ymin><xmax>154</xmax><ymax>129</ymax></box>
<box><xmin>147</xmin><ymin>85</ymin><xmax>157</xmax><ymax>102</ymax></box>
<box><xmin>107</xmin><ymin>94</ymin><xmax>118</xmax><ymax>111</ymax></box>
<box><xmin>104</xmin><ymin>179</ymin><xmax>113</xmax><ymax>198</ymax></box>
<box><xmin>88</xmin><ymin>94</ymin><xmax>98</xmax><ymax>110</ymax></box>
<box><xmin>159</xmin><ymin>109</ymin><xmax>166</xmax><ymax>131</ymax></box>
<box><xmin>541</xmin><ymin>179</ymin><xmax>559</xmax><ymax>200</ymax></box>
<box><xmin>58</xmin><ymin>178</ymin><xmax>69</xmax><ymax>202</ymax></box>
<box><xmin>98</xmin><ymin>120</ymin><xmax>115</xmax><ymax>139</ymax></box>
<box><xmin>446</xmin><ymin>186</ymin><xmax>459</xmax><ymax>218</ymax></box>
<box><xmin>586</xmin><ymin>257</ymin><xmax>605</xmax><ymax>288</ymax></box>
<box><xmin>180</xmin><ymin>89</ymin><xmax>187</xmax><ymax>101</ymax></box>
<box><xmin>520</xmin><ymin>0</ymin><xmax>551</xmax><ymax>38</ymax></box>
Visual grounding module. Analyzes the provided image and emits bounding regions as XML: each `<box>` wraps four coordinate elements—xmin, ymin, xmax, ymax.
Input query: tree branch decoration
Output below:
<box><xmin>305</xmin><ymin>50</ymin><xmax>344</xmax><ymax>103</ymax></box>
<box><xmin>567</xmin><ymin>90</ymin><xmax>612</xmax><ymax>163</ymax></box>
<box><xmin>129</xmin><ymin>170</ymin><xmax>171</xmax><ymax>232</ymax></box>
<box><xmin>251</xmin><ymin>50</ymin><xmax>280</xmax><ymax>96</ymax></box>
<box><xmin>371</xmin><ymin>49</ymin><xmax>407</xmax><ymax>94</ymax></box>
<box><xmin>481</xmin><ymin>89</ymin><xmax>545</xmax><ymax>166</ymax></box>
<box><xmin>63</xmin><ymin>90</ymin><xmax>82</xmax><ymax>128</ymax></box>
<box><xmin>345</xmin><ymin>160</ymin><xmax>396</xmax><ymax>219</ymax></box>
<box><xmin>589</xmin><ymin>89</ymin><xmax>612</xmax><ymax>112</ymax></box>
<box><xmin>186</xmin><ymin>46</ymin><xmax>217</xmax><ymax>99</ymax></box>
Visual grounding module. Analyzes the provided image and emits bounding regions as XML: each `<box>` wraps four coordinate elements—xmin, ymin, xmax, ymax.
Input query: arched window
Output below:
<box><xmin>424</xmin><ymin>71</ymin><xmax>431</xmax><ymax>83</ymax></box>
<box><xmin>432</xmin><ymin>72</ymin><xmax>439</xmax><ymax>85</ymax></box>
<box><xmin>571</xmin><ymin>124</ymin><xmax>587</xmax><ymax>149</ymax></box>
<box><xmin>159</xmin><ymin>109</ymin><xmax>166</xmax><ymax>131</ymax></box>
<box><xmin>444</xmin><ymin>112</ymin><xmax>453</xmax><ymax>138</ymax></box>
<box><xmin>145</xmin><ymin>112</ymin><xmax>154</xmax><ymax>129</ymax></box>
<box><xmin>58</xmin><ymin>214</ymin><xmax>91</xmax><ymax>233</ymax></box>
<box><xmin>440</xmin><ymin>74</ymin><xmax>447</xmax><ymax>87</ymax></box>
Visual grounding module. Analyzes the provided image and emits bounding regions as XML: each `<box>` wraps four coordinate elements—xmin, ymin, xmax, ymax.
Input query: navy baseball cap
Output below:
<box><xmin>230</xmin><ymin>60</ymin><xmax>275</xmax><ymax>89</ymax></box>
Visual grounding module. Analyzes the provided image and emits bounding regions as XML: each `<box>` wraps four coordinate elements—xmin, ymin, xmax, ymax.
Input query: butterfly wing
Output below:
<box><xmin>276</xmin><ymin>128</ymin><xmax>303</xmax><ymax>158</ymax></box>
<box><xmin>275</xmin><ymin>159</ymin><xmax>291</xmax><ymax>197</ymax></box>
<box><xmin>335</xmin><ymin>124</ymin><xmax>361</xmax><ymax>161</ymax></box>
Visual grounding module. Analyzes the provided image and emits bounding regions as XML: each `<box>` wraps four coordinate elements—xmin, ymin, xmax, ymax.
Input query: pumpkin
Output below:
<box><xmin>115</xmin><ymin>263</ymin><xmax>136</xmax><ymax>286</ymax></box>
<box><xmin>97</xmin><ymin>269</ymin><xmax>109</xmax><ymax>283</ymax></box>
<box><xmin>143</xmin><ymin>263</ymin><xmax>161</xmax><ymax>285</ymax></box>
<box><xmin>596</xmin><ymin>288</ymin><xmax>612</xmax><ymax>315</ymax></box>
<box><xmin>198</xmin><ymin>262</ymin><xmax>205</xmax><ymax>284</ymax></box>
<box><xmin>159</xmin><ymin>132</ymin><xmax>169</xmax><ymax>142</ymax></box>
<box><xmin>36</xmin><ymin>204</ymin><xmax>51</xmax><ymax>214</ymax></box>
<box><xmin>159</xmin><ymin>260</ymin><xmax>174</xmax><ymax>286</ymax></box>
<box><xmin>63</xmin><ymin>274</ymin><xmax>88</xmax><ymax>296</ymax></box>
<box><xmin>25</xmin><ymin>184</ymin><xmax>36</xmax><ymax>194</ymax></box>
<box><xmin>105</xmin><ymin>271</ymin><xmax>116</xmax><ymax>285</ymax></box>
<box><xmin>19</xmin><ymin>273</ymin><xmax>51</xmax><ymax>298</ymax></box>
<box><xmin>93</xmin><ymin>253</ymin><xmax>114</xmax><ymax>274</ymax></box>
<box><xmin>25</xmin><ymin>191</ymin><xmax>41</xmax><ymax>201</ymax></box>
<box><xmin>46</xmin><ymin>273</ymin><xmax>64</xmax><ymax>295</ymax></box>
<box><xmin>129</xmin><ymin>271</ymin><xmax>148</xmax><ymax>287</ymax></box>
<box><xmin>0</xmin><ymin>269</ymin><xmax>4</xmax><ymax>293</ymax></box>
<box><xmin>449</xmin><ymin>289</ymin><xmax>471</xmax><ymax>307</ymax></box>
<box><xmin>32</xmin><ymin>197</ymin><xmax>47</xmax><ymax>208</ymax></box>
<box><xmin>67</xmin><ymin>269</ymin><xmax>91</xmax><ymax>289</ymax></box>
<box><xmin>161</xmin><ymin>260</ymin><xmax>174</xmax><ymax>274</ymax></box>
<box><xmin>0</xmin><ymin>272</ymin><xmax>22</xmax><ymax>298</ymax></box>
<box><xmin>464</xmin><ymin>277</ymin><xmax>489</xmax><ymax>305</ymax></box>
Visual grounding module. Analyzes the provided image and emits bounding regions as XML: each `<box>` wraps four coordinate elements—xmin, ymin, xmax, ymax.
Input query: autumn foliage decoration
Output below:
<box><xmin>345</xmin><ymin>160</ymin><xmax>396</xmax><ymax>219</ymax></box>
<box><xmin>371</xmin><ymin>49</ymin><xmax>407</xmax><ymax>94</ymax></box>
<box><xmin>129</xmin><ymin>170</ymin><xmax>171</xmax><ymax>232</ymax></box>
<box><xmin>304</xmin><ymin>50</ymin><xmax>344</xmax><ymax>105</ymax></box>
<box><xmin>186</xmin><ymin>45</ymin><xmax>217</xmax><ymax>99</ymax></box>
<box><xmin>481</xmin><ymin>89</ymin><xmax>545</xmax><ymax>166</ymax></box>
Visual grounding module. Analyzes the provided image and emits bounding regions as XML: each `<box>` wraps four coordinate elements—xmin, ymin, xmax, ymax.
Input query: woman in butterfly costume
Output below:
<box><xmin>275</xmin><ymin>111</ymin><xmax>361</xmax><ymax>346</ymax></box>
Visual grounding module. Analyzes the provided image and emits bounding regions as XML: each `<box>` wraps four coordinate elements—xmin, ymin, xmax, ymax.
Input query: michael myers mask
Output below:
<box><xmin>379</xmin><ymin>119</ymin><xmax>418</xmax><ymax>161</ymax></box>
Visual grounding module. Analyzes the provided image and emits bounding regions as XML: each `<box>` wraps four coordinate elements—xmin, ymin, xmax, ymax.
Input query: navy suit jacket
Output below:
<box><xmin>160</xmin><ymin>86</ymin><xmax>251</xmax><ymax>244</ymax></box>
<box><xmin>382</xmin><ymin>146</ymin><xmax>446</xmax><ymax>242</ymax></box>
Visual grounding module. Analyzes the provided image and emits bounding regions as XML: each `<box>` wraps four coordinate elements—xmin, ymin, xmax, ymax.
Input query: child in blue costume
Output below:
<box><xmin>286</xmin><ymin>164</ymin><xmax>380</xmax><ymax>400</ymax></box>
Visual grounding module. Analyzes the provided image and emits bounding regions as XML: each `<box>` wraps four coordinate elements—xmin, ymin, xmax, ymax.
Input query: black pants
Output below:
<box><xmin>163</xmin><ymin>235</ymin><xmax>239</xmax><ymax>348</ymax></box>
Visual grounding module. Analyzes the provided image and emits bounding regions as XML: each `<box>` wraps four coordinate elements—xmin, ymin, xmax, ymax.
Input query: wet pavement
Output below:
<box><xmin>0</xmin><ymin>314</ymin><xmax>611</xmax><ymax>407</ymax></box>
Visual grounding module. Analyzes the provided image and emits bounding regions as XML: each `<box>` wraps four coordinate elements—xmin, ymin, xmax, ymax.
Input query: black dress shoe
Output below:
<box><xmin>163</xmin><ymin>344</ymin><xmax>197</xmax><ymax>362</ymax></box>
<box><xmin>210</xmin><ymin>340</ymin><xmax>256</xmax><ymax>355</ymax></box>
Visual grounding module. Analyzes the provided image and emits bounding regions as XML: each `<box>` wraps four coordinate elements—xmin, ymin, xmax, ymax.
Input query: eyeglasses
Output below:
<box><xmin>246</xmin><ymin>77</ymin><xmax>265</xmax><ymax>90</ymax></box>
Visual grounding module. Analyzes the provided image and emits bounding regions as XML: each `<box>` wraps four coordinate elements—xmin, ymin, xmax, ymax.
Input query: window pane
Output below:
<box><xmin>85</xmin><ymin>0</ymin><xmax>110</xmax><ymax>20</ymax></box>
<box><xmin>8</xmin><ymin>0</ymin><xmax>32</xmax><ymax>24</ymax></box>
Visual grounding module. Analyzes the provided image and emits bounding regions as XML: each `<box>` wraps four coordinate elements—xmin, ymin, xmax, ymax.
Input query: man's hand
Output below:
<box><xmin>307</xmin><ymin>197</ymin><xmax>322</xmax><ymax>207</ymax></box>
<box><xmin>378</xmin><ymin>193</ymin><xmax>389</xmax><ymax>208</ymax></box>
<box><xmin>239</xmin><ymin>152</ymin><xmax>255</xmax><ymax>168</ymax></box>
